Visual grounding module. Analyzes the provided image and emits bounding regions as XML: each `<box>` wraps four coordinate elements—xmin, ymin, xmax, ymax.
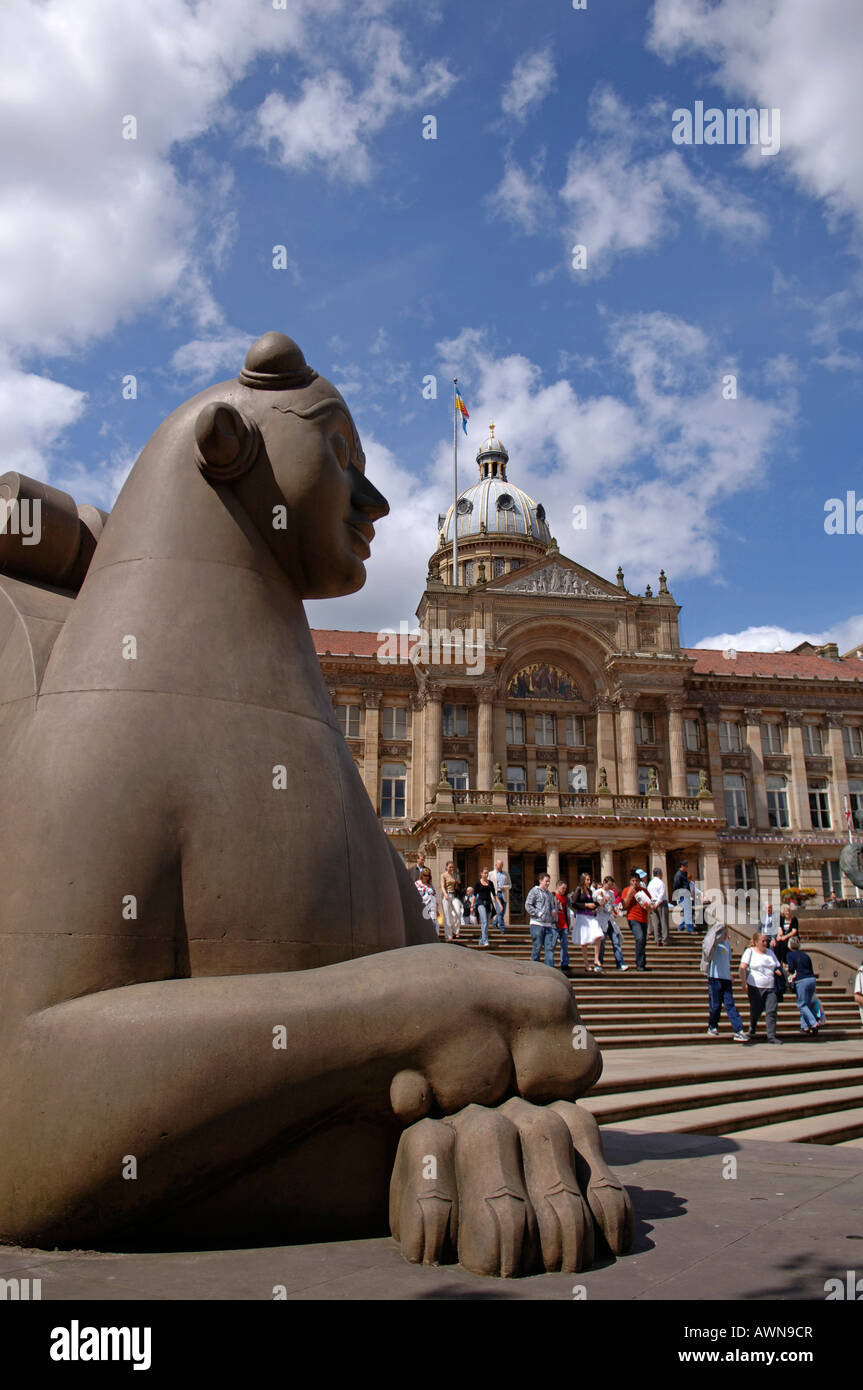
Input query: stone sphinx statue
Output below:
<box><xmin>0</xmin><ymin>333</ymin><xmax>632</xmax><ymax>1277</ymax></box>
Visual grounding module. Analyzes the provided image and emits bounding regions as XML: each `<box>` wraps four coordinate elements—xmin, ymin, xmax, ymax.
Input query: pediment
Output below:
<box><xmin>491</xmin><ymin>559</ymin><xmax>619</xmax><ymax>600</ymax></box>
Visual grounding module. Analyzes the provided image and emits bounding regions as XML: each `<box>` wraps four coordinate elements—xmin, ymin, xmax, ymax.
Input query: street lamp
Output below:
<box><xmin>779</xmin><ymin>838</ymin><xmax>814</xmax><ymax>894</ymax></box>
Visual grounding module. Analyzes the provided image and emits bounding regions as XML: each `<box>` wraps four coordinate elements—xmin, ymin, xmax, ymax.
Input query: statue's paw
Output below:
<box><xmin>498</xmin><ymin>1097</ymin><xmax>594</xmax><ymax>1272</ymax></box>
<box><xmin>444</xmin><ymin>1104</ymin><xmax>538</xmax><ymax>1277</ymax></box>
<box><xmin>549</xmin><ymin>1100</ymin><xmax>635</xmax><ymax>1255</ymax></box>
<box><xmin>389</xmin><ymin>1117</ymin><xmax>458</xmax><ymax>1267</ymax></box>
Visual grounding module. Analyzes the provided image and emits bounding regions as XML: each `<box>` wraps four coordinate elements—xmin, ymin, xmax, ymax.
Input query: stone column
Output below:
<box><xmin>600</xmin><ymin>847</ymin><xmax>615</xmax><ymax>881</ymax></box>
<box><xmin>700</xmin><ymin>845</ymin><xmax>722</xmax><ymax>898</ymax></box>
<box><xmin>616</xmin><ymin>694</ymin><xmax>638</xmax><ymax>796</ymax></box>
<box><xmin>667</xmin><ymin>695</ymin><xmax>688</xmax><ymax>798</ymax></box>
<box><xmin>827</xmin><ymin>712</ymin><xmax>850</xmax><ymax>836</ymax></box>
<box><xmin>546</xmin><ymin>844</ymin><xmax>560</xmax><ymax>887</ymax></box>
<box><xmin>492</xmin><ymin>701</ymin><xmax>507</xmax><ymax>787</ymax></box>
<box><xmin>744</xmin><ymin>706</ymin><xmax>769</xmax><ymax>830</ymax></box>
<box><xmin>423</xmin><ymin>682</ymin><xmax>443</xmax><ymax>810</ymax></box>
<box><xmin>476</xmin><ymin>684</ymin><xmax>495</xmax><ymax>791</ymax></box>
<box><xmin>362</xmin><ymin>689</ymin><xmax>381</xmax><ymax>809</ymax></box>
<box><xmin>594</xmin><ymin>699</ymin><xmax>618</xmax><ymax>794</ymax></box>
<box><xmin>648</xmin><ymin>843</ymin><xmax>668</xmax><ymax>882</ymax></box>
<box><xmin>702</xmin><ymin>705</ymin><xmax>725</xmax><ymax>817</ymax></box>
<box><xmin>409</xmin><ymin>690</ymin><xmax>423</xmax><ymax>823</ymax></box>
<box><xmin>785</xmin><ymin>712</ymin><xmax>810</xmax><ymax>831</ymax></box>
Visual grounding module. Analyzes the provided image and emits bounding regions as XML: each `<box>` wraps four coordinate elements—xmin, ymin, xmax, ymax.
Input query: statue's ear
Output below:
<box><xmin>194</xmin><ymin>401</ymin><xmax>262</xmax><ymax>482</ymax></box>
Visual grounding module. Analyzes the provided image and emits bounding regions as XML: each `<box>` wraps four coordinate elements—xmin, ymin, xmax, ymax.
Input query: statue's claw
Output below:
<box><xmin>500</xmin><ymin>1096</ymin><xmax>593</xmax><ymax>1271</ymax></box>
<box><xmin>389</xmin><ymin>1117</ymin><xmax>457</xmax><ymax>1266</ymax></box>
<box><xmin>444</xmin><ymin>1105</ymin><xmax>537</xmax><ymax>1277</ymax></box>
<box><xmin>550</xmin><ymin>1099</ymin><xmax>635</xmax><ymax>1255</ymax></box>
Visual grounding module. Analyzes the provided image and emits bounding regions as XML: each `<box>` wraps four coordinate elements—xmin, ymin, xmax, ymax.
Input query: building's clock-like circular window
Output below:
<box><xmin>496</xmin><ymin>493</ymin><xmax>515</xmax><ymax>512</ymax></box>
<box><xmin>536</xmin><ymin>503</ymin><xmax>546</xmax><ymax>523</ymax></box>
<box><xmin>457</xmin><ymin>498</ymin><xmax>473</xmax><ymax>515</ymax></box>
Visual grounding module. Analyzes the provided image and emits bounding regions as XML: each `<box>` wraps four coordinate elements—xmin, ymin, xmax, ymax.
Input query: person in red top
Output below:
<box><xmin>621</xmin><ymin>869</ymin><xmax>650</xmax><ymax>972</ymax></box>
<box><xmin>553</xmin><ymin>879</ymin><xmax>570</xmax><ymax>973</ymax></box>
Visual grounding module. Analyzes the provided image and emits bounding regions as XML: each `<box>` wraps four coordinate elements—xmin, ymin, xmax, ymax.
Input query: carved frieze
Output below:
<box><xmin>498</xmin><ymin>563</ymin><xmax>615</xmax><ymax>599</ymax></box>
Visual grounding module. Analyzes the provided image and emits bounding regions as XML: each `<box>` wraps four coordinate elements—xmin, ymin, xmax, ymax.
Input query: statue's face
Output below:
<box><xmin>242</xmin><ymin>383</ymin><xmax>389</xmax><ymax>599</ymax></box>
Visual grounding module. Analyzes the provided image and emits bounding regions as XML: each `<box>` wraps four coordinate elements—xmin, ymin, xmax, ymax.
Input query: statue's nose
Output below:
<box><xmin>351</xmin><ymin>467</ymin><xmax>389</xmax><ymax>522</ymax></box>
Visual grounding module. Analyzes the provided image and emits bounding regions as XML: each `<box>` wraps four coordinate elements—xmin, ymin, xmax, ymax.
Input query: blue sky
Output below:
<box><xmin>3</xmin><ymin>0</ymin><xmax>862</xmax><ymax>651</ymax></box>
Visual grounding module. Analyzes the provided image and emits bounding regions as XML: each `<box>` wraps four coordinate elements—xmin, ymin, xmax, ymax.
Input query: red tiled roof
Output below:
<box><xmin>683</xmin><ymin>648</ymin><xmax>863</xmax><ymax>682</ymax></box>
<box><xmin>309</xmin><ymin>631</ymin><xmax>863</xmax><ymax>682</ymax></box>
<box><xmin>312</xmin><ymin>629</ymin><xmax>381</xmax><ymax>656</ymax></box>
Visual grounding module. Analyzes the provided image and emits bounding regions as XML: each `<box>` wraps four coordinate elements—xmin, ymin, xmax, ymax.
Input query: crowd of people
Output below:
<box><xmin>409</xmin><ymin>852</ymin><xmax>863</xmax><ymax>1045</ymax></box>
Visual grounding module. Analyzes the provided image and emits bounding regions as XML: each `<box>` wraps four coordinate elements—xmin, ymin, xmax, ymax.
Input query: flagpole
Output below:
<box><xmin>452</xmin><ymin>377</ymin><xmax>459</xmax><ymax>586</ymax></box>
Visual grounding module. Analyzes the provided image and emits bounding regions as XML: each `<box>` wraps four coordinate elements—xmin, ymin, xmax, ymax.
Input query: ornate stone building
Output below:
<box><xmin>313</xmin><ymin>427</ymin><xmax>863</xmax><ymax>916</ymax></box>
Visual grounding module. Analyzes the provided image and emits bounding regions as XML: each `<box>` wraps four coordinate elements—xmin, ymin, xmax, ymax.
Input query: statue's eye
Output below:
<box><xmin>331</xmin><ymin>432</ymin><xmax>350</xmax><ymax>468</ymax></box>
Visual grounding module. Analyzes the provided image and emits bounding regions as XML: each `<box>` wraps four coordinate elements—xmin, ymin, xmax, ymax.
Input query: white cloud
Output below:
<box><xmin>433</xmin><ymin>314</ymin><xmax>788</xmax><ymax>590</ymax></box>
<box><xmin>0</xmin><ymin>356</ymin><xmax>86</xmax><ymax>477</ymax></box>
<box><xmin>254</xmin><ymin>22</ymin><xmax>456</xmax><ymax>182</ymax></box>
<box><xmin>0</xmin><ymin>0</ymin><xmax>443</xmax><ymax>486</ymax></box>
<box><xmin>649</xmin><ymin>0</ymin><xmax>863</xmax><ymax>240</ymax></box>
<box><xmin>558</xmin><ymin>85</ymin><xmax>767</xmax><ymax>274</ymax></box>
<box><xmin>486</xmin><ymin>160</ymin><xmax>553</xmax><ymax>235</ymax></box>
<box><xmin>501</xmin><ymin>49</ymin><xmax>556</xmax><ymax>122</ymax></box>
<box><xmin>304</xmin><ymin>312</ymin><xmax>792</xmax><ymax>626</ymax></box>
<box><xmin>171</xmin><ymin>332</ymin><xmax>256</xmax><ymax>386</ymax></box>
<box><xmin>694</xmin><ymin>617</ymin><xmax>863</xmax><ymax>654</ymax></box>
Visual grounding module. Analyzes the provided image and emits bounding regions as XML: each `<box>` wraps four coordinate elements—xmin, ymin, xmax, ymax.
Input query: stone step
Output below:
<box><xmin>584</xmin><ymin>1029</ymin><xmax>862</xmax><ymax>1048</ymax></box>
<box><xmin>579</xmin><ymin>1005</ymin><xmax>860</xmax><ymax>1022</ymax></box>
<box><xmin>606</xmin><ymin>1083</ymin><xmax>863</xmax><ymax>1137</ymax></box>
<box><xmin>580</xmin><ymin>1066</ymin><xmax>863</xmax><ymax>1125</ymax></box>
<box><xmin>592</xmin><ymin>1049</ymin><xmax>863</xmax><ymax>1095</ymax></box>
<box><xmin>721</xmin><ymin>1106</ymin><xmax>863</xmax><ymax>1145</ymax></box>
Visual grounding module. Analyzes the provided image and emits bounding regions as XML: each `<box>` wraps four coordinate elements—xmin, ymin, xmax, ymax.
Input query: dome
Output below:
<box><xmin>439</xmin><ymin>477</ymin><xmax>551</xmax><ymax>542</ymax></box>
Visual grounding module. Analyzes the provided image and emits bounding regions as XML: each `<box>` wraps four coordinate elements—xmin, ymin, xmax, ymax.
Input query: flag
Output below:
<box><xmin>455</xmin><ymin>386</ymin><xmax>469</xmax><ymax>434</ymax></box>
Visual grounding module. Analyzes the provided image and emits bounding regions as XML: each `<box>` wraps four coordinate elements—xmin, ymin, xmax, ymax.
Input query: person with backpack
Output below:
<box><xmin>701</xmin><ymin>923</ymin><xmax>748</xmax><ymax>1041</ymax></box>
<box><xmin>621</xmin><ymin>869</ymin><xmax>651</xmax><ymax>972</ymax></box>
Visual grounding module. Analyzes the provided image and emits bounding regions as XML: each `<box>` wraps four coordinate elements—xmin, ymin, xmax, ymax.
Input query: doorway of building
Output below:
<box><xmin>509</xmin><ymin>855</ymin><xmax>524</xmax><ymax>920</ymax></box>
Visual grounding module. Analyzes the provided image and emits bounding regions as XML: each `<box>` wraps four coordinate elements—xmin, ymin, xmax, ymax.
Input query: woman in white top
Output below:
<box><xmin>739</xmin><ymin>930</ymin><xmax>784</xmax><ymax>1044</ymax></box>
<box><xmin>414</xmin><ymin>867</ymin><xmax>439</xmax><ymax>934</ymax></box>
<box><xmin>569</xmin><ymin>873</ymin><xmax>604</xmax><ymax>973</ymax></box>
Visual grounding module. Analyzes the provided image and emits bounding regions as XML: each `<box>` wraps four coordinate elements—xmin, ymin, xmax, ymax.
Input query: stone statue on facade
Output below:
<box><xmin>0</xmin><ymin>333</ymin><xmax>632</xmax><ymax>1277</ymax></box>
<box><xmin>598</xmin><ymin>765</ymin><xmax>609</xmax><ymax>791</ymax></box>
<box><xmin>698</xmin><ymin>768</ymin><xmax>710</xmax><ymax>795</ymax></box>
<box><xmin>544</xmin><ymin>763</ymin><xmax>558</xmax><ymax>790</ymax></box>
<box><xmin>648</xmin><ymin>767</ymin><xmax>659</xmax><ymax>793</ymax></box>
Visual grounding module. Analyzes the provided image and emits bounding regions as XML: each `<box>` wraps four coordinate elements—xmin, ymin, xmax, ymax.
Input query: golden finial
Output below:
<box><xmin>488</xmin><ymin>421</ymin><xmax>495</xmax><ymax>437</ymax></box>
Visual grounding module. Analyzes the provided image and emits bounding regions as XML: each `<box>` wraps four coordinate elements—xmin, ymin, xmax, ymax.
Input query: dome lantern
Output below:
<box><xmin>476</xmin><ymin>421</ymin><xmax>509</xmax><ymax>480</ymax></box>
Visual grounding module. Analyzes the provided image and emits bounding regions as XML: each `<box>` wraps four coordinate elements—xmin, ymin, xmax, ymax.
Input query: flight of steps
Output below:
<box><xmin>461</xmin><ymin>922</ymin><xmax>862</xmax><ymax>1047</ymax></box>
<box><xmin>581</xmin><ymin>1054</ymin><xmax>863</xmax><ymax>1146</ymax></box>
<box><xmin>457</xmin><ymin>919</ymin><xmax>863</xmax><ymax>1144</ymax></box>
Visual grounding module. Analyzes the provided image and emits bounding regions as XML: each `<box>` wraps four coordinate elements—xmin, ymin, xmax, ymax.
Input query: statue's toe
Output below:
<box><xmin>389</xmin><ymin>1117</ymin><xmax>457</xmax><ymax>1266</ymax></box>
<box><xmin>499</xmin><ymin>1096</ymin><xmax>593</xmax><ymax>1272</ymax></box>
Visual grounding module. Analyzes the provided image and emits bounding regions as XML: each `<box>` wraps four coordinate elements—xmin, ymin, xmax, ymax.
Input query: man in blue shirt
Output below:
<box><xmin>702</xmin><ymin>923</ymin><xmax>748</xmax><ymax>1041</ymax></box>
